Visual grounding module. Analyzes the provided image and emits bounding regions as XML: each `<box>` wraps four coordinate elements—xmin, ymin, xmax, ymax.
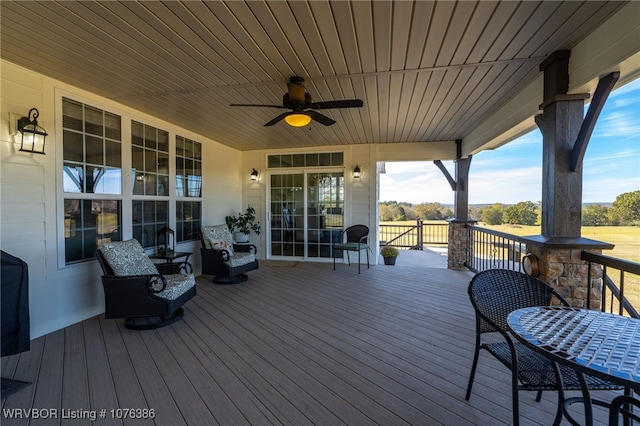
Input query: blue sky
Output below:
<box><xmin>380</xmin><ymin>78</ymin><xmax>640</xmax><ymax>205</ymax></box>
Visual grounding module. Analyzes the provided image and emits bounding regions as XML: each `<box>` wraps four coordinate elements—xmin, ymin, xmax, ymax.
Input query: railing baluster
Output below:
<box><xmin>587</xmin><ymin>260</ymin><xmax>592</xmax><ymax>311</ymax></box>
<box><xmin>619</xmin><ymin>270</ymin><xmax>625</xmax><ymax>316</ymax></box>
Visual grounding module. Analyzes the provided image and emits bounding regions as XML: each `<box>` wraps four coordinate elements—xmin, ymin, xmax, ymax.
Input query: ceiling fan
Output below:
<box><xmin>230</xmin><ymin>76</ymin><xmax>363</xmax><ymax>127</ymax></box>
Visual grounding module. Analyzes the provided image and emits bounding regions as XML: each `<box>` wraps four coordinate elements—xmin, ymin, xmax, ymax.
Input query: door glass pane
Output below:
<box><xmin>307</xmin><ymin>172</ymin><xmax>344</xmax><ymax>258</ymax></box>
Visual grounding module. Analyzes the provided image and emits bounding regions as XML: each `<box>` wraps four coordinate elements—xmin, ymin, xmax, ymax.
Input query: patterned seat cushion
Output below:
<box><xmin>225</xmin><ymin>252</ymin><xmax>256</xmax><ymax>268</ymax></box>
<box><xmin>100</xmin><ymin>239</ymin><xmax>158</xmax><ymax>276</ymax></box>
<box><xmin>201</xmin><ymin>225</ymin><xmax>234</xmax><ymax>256</ymax></box>
<box><xmin>153</xmin><ymin>273</ymin><xmax>196</xmax><ymax>300</ymax></box>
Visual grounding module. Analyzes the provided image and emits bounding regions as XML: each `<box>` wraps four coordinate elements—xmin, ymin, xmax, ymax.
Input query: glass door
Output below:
<box><xmin>306</xmin><ymin>172</ymin><xmax>344</xmax><ymax>258</ymax></box>
<box><xmin>270</xmin><ymin>173</ymin><xmax>304</xmax><ymax>257</ymax></box>
<box><xmin>269</xmin><ymin>171</ymin><xmax>344</xmax><ymax>260</ymax></box>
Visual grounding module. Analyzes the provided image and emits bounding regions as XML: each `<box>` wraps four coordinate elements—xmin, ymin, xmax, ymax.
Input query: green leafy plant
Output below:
<box><xmin>226</xmin><ymin>206</ymin><xmax>261</xmax><ymax>235</ymax></box>
<box><xmin>380</xmin><ymin>245</ymin><xmax>399</xmax><ymax>258</ymax></box>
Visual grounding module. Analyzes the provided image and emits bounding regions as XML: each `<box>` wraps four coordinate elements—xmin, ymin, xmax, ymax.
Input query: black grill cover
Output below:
<box><xmin>1</xmin><ymin>251</ymin><xmax>30</xmax><ymax>357</ymax></box>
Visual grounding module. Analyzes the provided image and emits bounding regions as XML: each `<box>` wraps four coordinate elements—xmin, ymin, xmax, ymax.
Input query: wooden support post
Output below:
<box><xmin>453</xmin><ymin>156</ymin><xmax>472</xmax><ymax>221</ymax></box>
<box><xmin>524</xmin><ymin>50</ymin><xmax>616</xmax><ymax>309</ymax></box>
<box><xmin>434</xmin><ymin>140</ymin><xmax>472</xmax><ymax>221</ymax></box>
<box><xmin>536</xmin><ymin>51</ymin><xmax>589</xmax><ymax>238</ymax></box>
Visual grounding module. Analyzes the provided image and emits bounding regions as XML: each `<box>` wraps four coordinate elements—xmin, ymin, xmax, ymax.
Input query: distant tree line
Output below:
<box><xmin>581</xmin><ymin>190</ymin><xmax>640</xmax><ymax>226</ymax></box>
<box><xmin>379</xmin><ymin>201</ymin><xmax>453</xmax><ymax>222</ymax></box>
<box><xmin>380</xmin><ymin>190</ymin><xmax>640</xmax><ymax>226</ymax></box>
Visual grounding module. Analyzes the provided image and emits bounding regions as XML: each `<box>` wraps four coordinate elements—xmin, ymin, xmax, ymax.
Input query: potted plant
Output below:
<box><xmin>380</xmin><ymin>245</ymin><xmax>399</xmax><ymax>265</ymax></box>
<box><xmin>225</xmin><ymin>206</ymin><xmax>261</xmax><ymax>243</ymax></box>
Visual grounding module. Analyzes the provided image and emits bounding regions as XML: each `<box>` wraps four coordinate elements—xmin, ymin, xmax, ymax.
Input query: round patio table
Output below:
<box><xmin>507</xmin><ymin>306</ymin><xmax>640</xmax><ymax>425</ymax></box>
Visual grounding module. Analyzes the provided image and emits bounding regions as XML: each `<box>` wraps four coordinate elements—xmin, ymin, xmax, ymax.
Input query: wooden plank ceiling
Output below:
<box><xmin>0</xmin><ymin>1</ymin><xmax>627</xmax><ymax>151</ymax></box>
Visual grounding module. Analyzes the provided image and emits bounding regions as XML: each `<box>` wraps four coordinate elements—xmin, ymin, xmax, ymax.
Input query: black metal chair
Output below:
<box><xmin>200</xmin><ymin>225</ymin><xmax>259</xmax><ymax>284</ymax></box>
<box><xmin>609</xmin><ymin>394</ymin><xmax>640</xmax><ymax>426</ymax></box>
<box><xmin>96</xmin><ymin>239</ymin><xmax>196</xmax><ymax>330</ymax></box>
<box><xmin>332</xmin><ymin>224</ymin><xmax>370</xmax><ymax>274</ymax></box>
<box><xmin>465</xmin><ymin>269</ymin><xmax>622</xmax><ymax>426</ymax></box>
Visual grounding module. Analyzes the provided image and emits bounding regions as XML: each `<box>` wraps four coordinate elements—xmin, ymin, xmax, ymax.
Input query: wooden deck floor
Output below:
<box><xmin>1</xmin><ymin>257</ymin><xmax>619</xmax><ymax>425</ymax></box>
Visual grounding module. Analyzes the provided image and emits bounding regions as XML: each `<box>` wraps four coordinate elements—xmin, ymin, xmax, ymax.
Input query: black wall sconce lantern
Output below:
<box><xmin>250</xmin><ymin>168</ymin><xmax>259</xmax><ymax>181</ymax></box>
<box><xmin>157</xmin><ymin>224</ymin><xmax>175</xmax><ymax>257</ymax></box>
<box><xmin>353</xmin><ymin>165</ymin><xmax>361</xmax><ymax>179</ymax></box>
<box><xmin>17</xmin><ymin>108</ymin><xmax>48</xmax><ymax>154</ymax></box>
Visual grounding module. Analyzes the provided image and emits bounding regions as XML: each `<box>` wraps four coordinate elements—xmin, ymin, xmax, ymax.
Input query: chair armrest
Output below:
<box><xmin>155</xmin><ymin>263</ymin><xmax>182</xmax><ymax>275</ymax></box>
<box><xmin>220</xmin><ymin>248</ymin><xmax>232</xmax><ymax>260</ymax></box>
<box><xmin>100</xmin><ymin>274</ymin><xmax>176</xmax><ymax>320</ymax></box>
<box><xmin>205</xmin><ymin>247</ymin><xmax>231</xmax><ymax>261</ymax></box>
<box><xmin>101</xmin><ymin>274</ymin><xmax>167</xmax><ymax>295</ymax></box>
<box><xmin>234</xmin><ymin>243</ymin><xmax>257</xmax><ymax>255</ymax></box>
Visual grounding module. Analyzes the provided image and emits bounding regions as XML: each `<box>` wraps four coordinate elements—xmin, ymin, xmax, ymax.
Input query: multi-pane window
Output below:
<box><xmin>131</xmin><ymin>121</ymin><xmax>169</xmax><ymax>196</ymax></box>
<box><xmin>176</xmin><ymin>201</ymin><xmax>201</xmax><ymax>242</ymax></box>
<box><xmin>176</xmin><ymin>136</ymin><xmax>202</xmax><ymax>197</ymax></box>
<box><xmin>62</xmin><ymin>98</ymin><xmax>122</xmax><ymax>194</ymax></box>
<box><xmin>63</xmin><ymin>98</ymin><xmax>123</xmax><ymax>264</ymax></box>
<box><xmin>64</xmin><ymin>200</ymin><xmax>122</xmax><ymax>264</ymax></box>
<box><xmin>132</xmin><ymin>200</ymin><xmax>169</xmax><ymax>249</ymax></box>
<box><xmin>60</xmin><ymin>99</ymin><xmax>205</xmax><ymax>264</ymax></box>
<box><xmin>267</xmin><ymin>152</ymin><xmax>343</xmax><ymax>168</ymax></box>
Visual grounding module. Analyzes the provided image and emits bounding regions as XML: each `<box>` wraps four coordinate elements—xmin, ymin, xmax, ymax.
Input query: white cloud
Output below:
<box><xmin>379</xmin><ymin>161</ymin><xmax>456</xmax><ymax>204</ymax></box>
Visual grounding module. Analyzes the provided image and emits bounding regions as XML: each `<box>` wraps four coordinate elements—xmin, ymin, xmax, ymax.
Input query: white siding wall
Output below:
<box><xmin>243</xmin><ymin>150</ymin><xmax>266</xmax><ymax>253</ymax></box>
<box><xmin>1</xmin><ymin>60</ymin><xmax>243</xmax><ymax>338</ymax></box>
<box><xmin>350</xmin><ymin>144</ymin><xmax>374</xmax><ymax>243</ymax></box>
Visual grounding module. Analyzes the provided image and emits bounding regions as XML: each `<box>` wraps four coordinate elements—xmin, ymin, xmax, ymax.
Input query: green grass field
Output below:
<box><xmin>479</xmin><ymin>224</ymin><xmax>640</xmax><ymax>263</ymax></box>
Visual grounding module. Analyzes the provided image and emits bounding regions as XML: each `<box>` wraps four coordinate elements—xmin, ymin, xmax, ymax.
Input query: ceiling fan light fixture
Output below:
<box><xmin>285</xmin><ymin>113</ymin><xmax>311</xmax><ymax>127</ymax></box>
<box><xmin>230</xmin><ymin>75</ymin><xmax>363</xmax><ymax>127</ymax></box>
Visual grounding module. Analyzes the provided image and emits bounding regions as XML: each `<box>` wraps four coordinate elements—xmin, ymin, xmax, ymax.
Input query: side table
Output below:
<box><xmin>149</xmin><ymin>251</ymin><xmax>193</xmax><ymax>274</ymax></box>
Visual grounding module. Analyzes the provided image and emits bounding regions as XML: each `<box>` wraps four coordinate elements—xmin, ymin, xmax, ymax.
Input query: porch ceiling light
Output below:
<box><xmin>353</xmin><ymin>165</ymin><xmax>361</xmax><ymax>179</ymax></box>
<box><xmin>17</xmin><ymin>108</ymin><xmax>47</xmax><ymax>154</ymax></box>
<box><xmin>285</xmin><ymin>113</ymin><xmax>311</xmax><ymax>127</ymax></box>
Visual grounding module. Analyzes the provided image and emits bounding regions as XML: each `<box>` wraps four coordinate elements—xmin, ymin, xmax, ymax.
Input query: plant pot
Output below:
<box><xmin>383</xmin><ymin>256</ymin><xmax>396</xmax><ymax>265</ymax></box>
<box><xmin>234</xmin><ymin>232</ymin><xmax>250</xmax><ymax>243</ymax></box>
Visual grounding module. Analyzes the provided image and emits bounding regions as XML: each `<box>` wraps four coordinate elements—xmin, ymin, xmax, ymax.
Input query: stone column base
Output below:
<box><xmin>522</xmin><ymin>236</ymin><xmax>613</xmax><ymax>308</ymax></box>
<box><xmin>447</xmin><ymin>219</ymin><xmax>476</xmax><ymax>270</ymax></box>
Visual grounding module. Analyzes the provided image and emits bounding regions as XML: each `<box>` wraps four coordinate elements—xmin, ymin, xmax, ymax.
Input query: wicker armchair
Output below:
<box><xmin>96</xmin><ymin>239</ymin><xmax>196</xmax><ymax>330</ymax></box>
<box><xmin>465</xmin><ymin>269</ymin><xmax>622</xmax><ymax>426</ymax></box>
<box><xmin>200</xmin><ymin>225</ymin><xmax>259</xmax><ymax>284</ymax></box>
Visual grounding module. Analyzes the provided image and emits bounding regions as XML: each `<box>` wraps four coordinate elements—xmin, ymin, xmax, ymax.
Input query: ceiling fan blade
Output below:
<box><xmin>307</xmin><ymin>110</ymin><xmax>336</xmax><ymax>126</ymax></box>
<box><xmin>264</xmin><ymin>112</ymin><xmax>290</xmax><ymax>126</ymax></box>
<box><xmin>310</xmin><ymin>99</ymin><xmax>363</xmax><ymax>109</ymax></box>
<box><xmin>230</xmin><ymin>103</ymin><xmax>287</xmax><ymax>109</ymax></box>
